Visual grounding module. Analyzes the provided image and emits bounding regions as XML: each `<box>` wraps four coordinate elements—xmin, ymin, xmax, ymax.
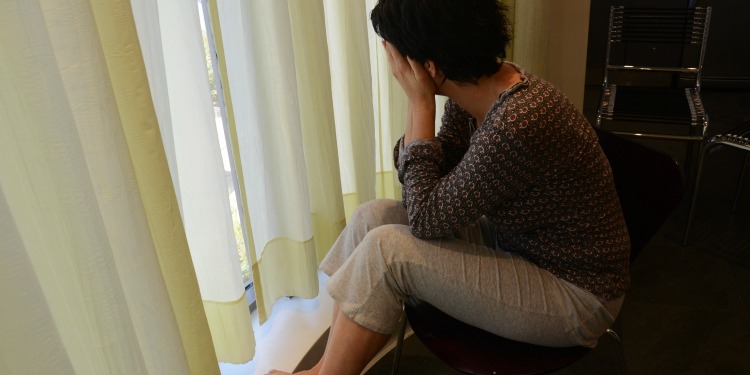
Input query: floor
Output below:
<box><xmin>219</xmin><ymin>271</ymin><xmax>334</xmax><ymax>375</ymax></box>
<box><xmin>298</xmin><ymin>87</ymin><xmax>750</xmax><ymax>375</ymax></box>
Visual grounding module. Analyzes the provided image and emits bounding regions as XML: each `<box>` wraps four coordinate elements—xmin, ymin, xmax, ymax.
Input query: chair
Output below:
<box><xmin>683</xmin><ymin>121</ymin><xmax>750</xmax><ymax>245</ymax></box>
<box><xmin>390</xmin><ymin>129</ymin><xmax>684</xmax><ymax>375</ymax></box>
<box><xmin>595</xmin><ymin>6</ymin><xmax>712</xmax><ymax>181</ymax></box>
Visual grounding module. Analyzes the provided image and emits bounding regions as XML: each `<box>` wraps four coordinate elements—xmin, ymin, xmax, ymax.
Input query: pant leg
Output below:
<box><xmin>319</xmin><ymin>199</ymin><xmax>408</xmax><ymax>277</ymax></box>
<box><xmin>324</xmin><ymin>199</ymin><xmax>620</xmax><ymax>348</ymax></box>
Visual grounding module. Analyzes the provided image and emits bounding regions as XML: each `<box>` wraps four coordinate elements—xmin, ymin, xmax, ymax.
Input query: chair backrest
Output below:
<box><xmin>604</xmin><ymin>6</ymin><xmax>712</xmax><ymax>89</ymax></box>
<box><xmin>595</xmin><ymin>129</ymin><xmax>684</xmax><ymax>259</ymax></box>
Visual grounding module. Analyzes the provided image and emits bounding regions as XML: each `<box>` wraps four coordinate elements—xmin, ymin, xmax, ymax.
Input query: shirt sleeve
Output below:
<box><xmin>398</xmin><ymin>119</ymin><xmax>542</xmax><ymax>239</ymax></box>
<box><xmin>393</xmin><ymin>99</ymin><xmax>474</xmax><ymax>180</ymax></box>
<box><xmin>435</xmin><ymin>100</ymin><xmax>474</xmax><ymax>175</ymax></box>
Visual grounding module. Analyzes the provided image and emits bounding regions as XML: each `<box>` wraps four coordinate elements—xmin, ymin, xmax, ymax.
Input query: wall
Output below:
<box><xmin>696</xmin><ymin>0</ymin><xmax>750</xmax><ymax>86</ymax></box>
<box><xmin>510</xmin><ymin>0</ymin><xmax>592</xmax><ymax>110</ymax></box>
<box><xmin>546</xmin><ymin>1</ymin><xmax>592</xmax><ymax>110</ymax></box>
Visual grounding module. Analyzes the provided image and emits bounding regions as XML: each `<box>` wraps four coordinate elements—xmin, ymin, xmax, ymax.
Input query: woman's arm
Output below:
<box><xmin>384</xmin><ymin>41</ymin><xmax>539</xmax><ymax>238</ymax></box>
<box><xmin>399</xmin><ymin>123</ymin><xmax>539</xmax><ymax>239</ymax></box>
<box><xmin>394</xmin><ymin>100</ymin><xmax>472</xmax><ymax>176</ymax></box>
<box><xmin>383</xmin><ymin>41</ymin><xmax>436</xmax><ymax>146</ymax></box>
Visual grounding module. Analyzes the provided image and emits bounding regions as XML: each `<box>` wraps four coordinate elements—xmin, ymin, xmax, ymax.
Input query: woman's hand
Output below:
<box><xmin>383</xmin><ymin>41</ymin><xmax>437</xmax><ymax>108</ymax></box>
<box><xmin>383</xmin><ymin>41</ymin><xmax>436</xmax><ymax>143</ymax></box>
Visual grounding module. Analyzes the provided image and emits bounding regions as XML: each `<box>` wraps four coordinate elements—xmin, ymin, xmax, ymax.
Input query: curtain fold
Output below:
<box><xmin>212</xmin><ymin>0</ymin><xmax>407</xmax><ymax>323</ymax></box>
<box><xmin>130</xmin><ymin>0</ymin><xmax>254</xmax><ymax>364</ymax></box>
<box><xmin>209</xmin><ymin>0</ymin><xmax>417</xmax><ymax>324</ymax></box>
<box><xmin>0</xmin><ymin>0</ymin><xmax>218</xmax><ymax>373</ymax></box>
<box><xmin>215</xmin><ymin>0</ymin><xmax>344</xmax><ymax>323</ymax></box>
<box><xmin>288</xmin><ymin>0</ymin><xmax>348</xmax><ymax>264</ymax></box>
<box><xmin>365</xmin><ymin>0</ymin><xmax>407</xmax><ymax>203</ymax></box>
<box><xmin>323</xmin><ymin>0</ymin><xmax>378</xmax><ymax>218</ymax></box>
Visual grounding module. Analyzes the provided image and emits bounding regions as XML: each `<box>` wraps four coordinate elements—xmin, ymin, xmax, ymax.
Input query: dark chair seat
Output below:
<box><xmin>404</xmin><ymin>299</ymin><xmax>590</xmax><ymax>375</ymax></box>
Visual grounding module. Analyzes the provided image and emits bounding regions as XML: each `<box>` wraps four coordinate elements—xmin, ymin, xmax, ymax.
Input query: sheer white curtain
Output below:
<box><xmin>209</xmin><ymin>0</ymin><xmax>482</xmax><ymax>326</ymax></box>
<box><xmin>213</xmin><ymin>0</ymin><xmax>346</xmax><ymax>323</ymax></box>
<box><xmin>130</xmin><ymin>0</ymin><xmax>254</xmax><ymax>364</ymax></box>
<box><xmin>0</xmin><ymin>0</ymin><xmax>217</xmax><ymax>374</ymax></box>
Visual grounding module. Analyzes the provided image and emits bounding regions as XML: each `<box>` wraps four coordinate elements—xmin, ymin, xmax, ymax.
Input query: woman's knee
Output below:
<box><xmin>350</xmin><ymin>199</ymin><xmax>407</xmax><ymax>230</ymax></box>
<box><xmin>357</xmin><ymin>224</ymin><xmax>422</xmax><ymax>268</ymax></box>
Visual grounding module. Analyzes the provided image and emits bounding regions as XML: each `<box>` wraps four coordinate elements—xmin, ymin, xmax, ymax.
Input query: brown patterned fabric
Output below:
<box><xmin>394</xmin><ymin>63</ymin><xmax>630</xmax><ymax>300</ymax></box>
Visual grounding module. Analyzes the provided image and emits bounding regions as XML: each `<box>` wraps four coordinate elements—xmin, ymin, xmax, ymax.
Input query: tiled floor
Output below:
<box><xmin>359</xmin><ymin>87</ymin><xmax>750</xmax><ymax>374</ymax></box>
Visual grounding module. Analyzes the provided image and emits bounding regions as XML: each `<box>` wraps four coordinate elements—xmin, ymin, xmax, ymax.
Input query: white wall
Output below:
<box><xmin>510</xmin><ymin>0</ymin><xmax>592</xmax><ymax>110</ymax></box>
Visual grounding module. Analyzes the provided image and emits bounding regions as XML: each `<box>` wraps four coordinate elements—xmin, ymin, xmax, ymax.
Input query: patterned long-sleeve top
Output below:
<box><xmin>394</xmin><ymin>63</ymin><xmax>630</xmax><ymax>300</ymax></box>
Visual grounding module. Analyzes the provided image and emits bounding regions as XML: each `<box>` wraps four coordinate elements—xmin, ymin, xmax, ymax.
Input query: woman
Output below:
<box><xmin>270</xmin><ymin>0</ymin><xmax>629</xmax><ymax>374</ymax></box>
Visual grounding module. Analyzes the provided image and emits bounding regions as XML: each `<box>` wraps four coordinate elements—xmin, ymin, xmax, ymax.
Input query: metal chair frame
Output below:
<box><xmin>596</xmin><ymin>6</ymin><xmax>712</xmax><ymax>183</ymax></box>
<box><xmin>683</xmin><ymin>121</ymin><xmax>750</xmax><ymax>245</ymax></box>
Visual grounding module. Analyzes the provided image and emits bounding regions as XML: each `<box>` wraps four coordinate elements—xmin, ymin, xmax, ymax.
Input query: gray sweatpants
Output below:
<box><xmin>320</xmin><ymin>199</ymin><xmax>624</xmax><ymax>348</ymax></box>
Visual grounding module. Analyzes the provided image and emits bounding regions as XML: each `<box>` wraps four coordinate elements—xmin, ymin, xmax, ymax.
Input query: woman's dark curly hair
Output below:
<box><xmin>371</xmin><ymin>0</ymin><xmax>512</xmax><ymax>84</ymax></box>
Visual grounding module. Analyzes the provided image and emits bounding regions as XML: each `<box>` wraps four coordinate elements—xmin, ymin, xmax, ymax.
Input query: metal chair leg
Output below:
<box><xmin>731</xmin><ymin>153</ymin><xmax>749</xmax><ymax>213</ymax></box>
<box><xmin>683</xmin><ymin>143</ymin><xmax>711</xmax><ymax>246</ymax></box>
<box><xmin>684</xmin><ymin>139</ymin><xmax>697</xmax><ymax>188</ymax></box>
<box><xmin>391</xmin><ymin>303</ymin><xmax>407</xmax><ymax>375</ymax></box>
<box><xmin>605</xmin><ymin>329</ymin><xmax>628</xmax><ymax>375</ymax></box>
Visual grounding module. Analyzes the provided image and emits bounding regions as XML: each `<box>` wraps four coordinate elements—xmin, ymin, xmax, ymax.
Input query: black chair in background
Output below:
<box><xmin>683</xmin><ymin>121</ymin><xmax>750</xmax><ymax>245</ymax></box>
<box><xmin>595</xmin><ymin>6</ymin><xmax>712</xmax><ymax>182</ymax></box>
<box><xmin>391</xmin><ymin>129</ymin><xmax>684</xmax><ymax>375</ymax></box>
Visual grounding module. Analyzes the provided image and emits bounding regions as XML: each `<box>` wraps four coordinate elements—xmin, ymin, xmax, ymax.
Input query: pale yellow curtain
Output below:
<box><xmin>208</xmin><ymin>0</ymin><xmax>439</xmax><ymax>325</ymax></box>
<box><xmin>366</xmin><ymin>0</ymin><xmax>407</xmax><ymax>207</ymax></box>
<box><xmin>325</xmin><ymin>0</ymin><xmax>378</xmax><ymax>218</ymax></box>
<box><xmin>130</xmin><ymin>0</ymin><xmax>254</xmax><ymax>364</ymax></box>
<box><xmin>0</xmin><ymin>0</ymin><xmax>217</xmax><ymax>374</ymax></box>
<box><xmin>213</xmin><ymin>0</ymin><xmax>347</xmax><ymax>323</ymax></box>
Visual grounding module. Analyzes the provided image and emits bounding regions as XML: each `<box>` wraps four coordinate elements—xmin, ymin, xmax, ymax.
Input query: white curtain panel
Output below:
<box><xmin>211</xmin><ymin>0</ymin><xmax>431</xmax><ymax>322</ymax></box>
<box><xmin>366</xmin><ymin>0</ymin><xmax>408</xmax><ymax>204</ymax></box>
<box><xmin>130</xmin><ymin>0</ymin><xmax>254</xmax><ymax>363</ymax></box>
<box><xmin>0</xmin><ymin>0</ymin><xmax>217</xmax><ymax>373</ymax></box>
<box><xmin>216</xmin><ymin>0</ymin><xmax>341</xmax><ymax>323</ymax></box>
<box><xmin>323</xmin><ymin>0</ymin><xmax>378</xmax><ymax>217</ymax></box>
<box><xmin>287</xmin><ymin>0</ymin><xmax>348</xmax><ymax>263</ymax></box>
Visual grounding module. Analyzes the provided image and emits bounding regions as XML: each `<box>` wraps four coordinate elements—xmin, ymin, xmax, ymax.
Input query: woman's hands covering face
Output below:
<box><xmin>382</xmin><ymin>40</ymin><xmax>437</xmax><ymax>143</ymax></box>
<box><xmin>382</xmin><ymin>41</ymin><xmax>438</xmax><ymax>108</ymax></box>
